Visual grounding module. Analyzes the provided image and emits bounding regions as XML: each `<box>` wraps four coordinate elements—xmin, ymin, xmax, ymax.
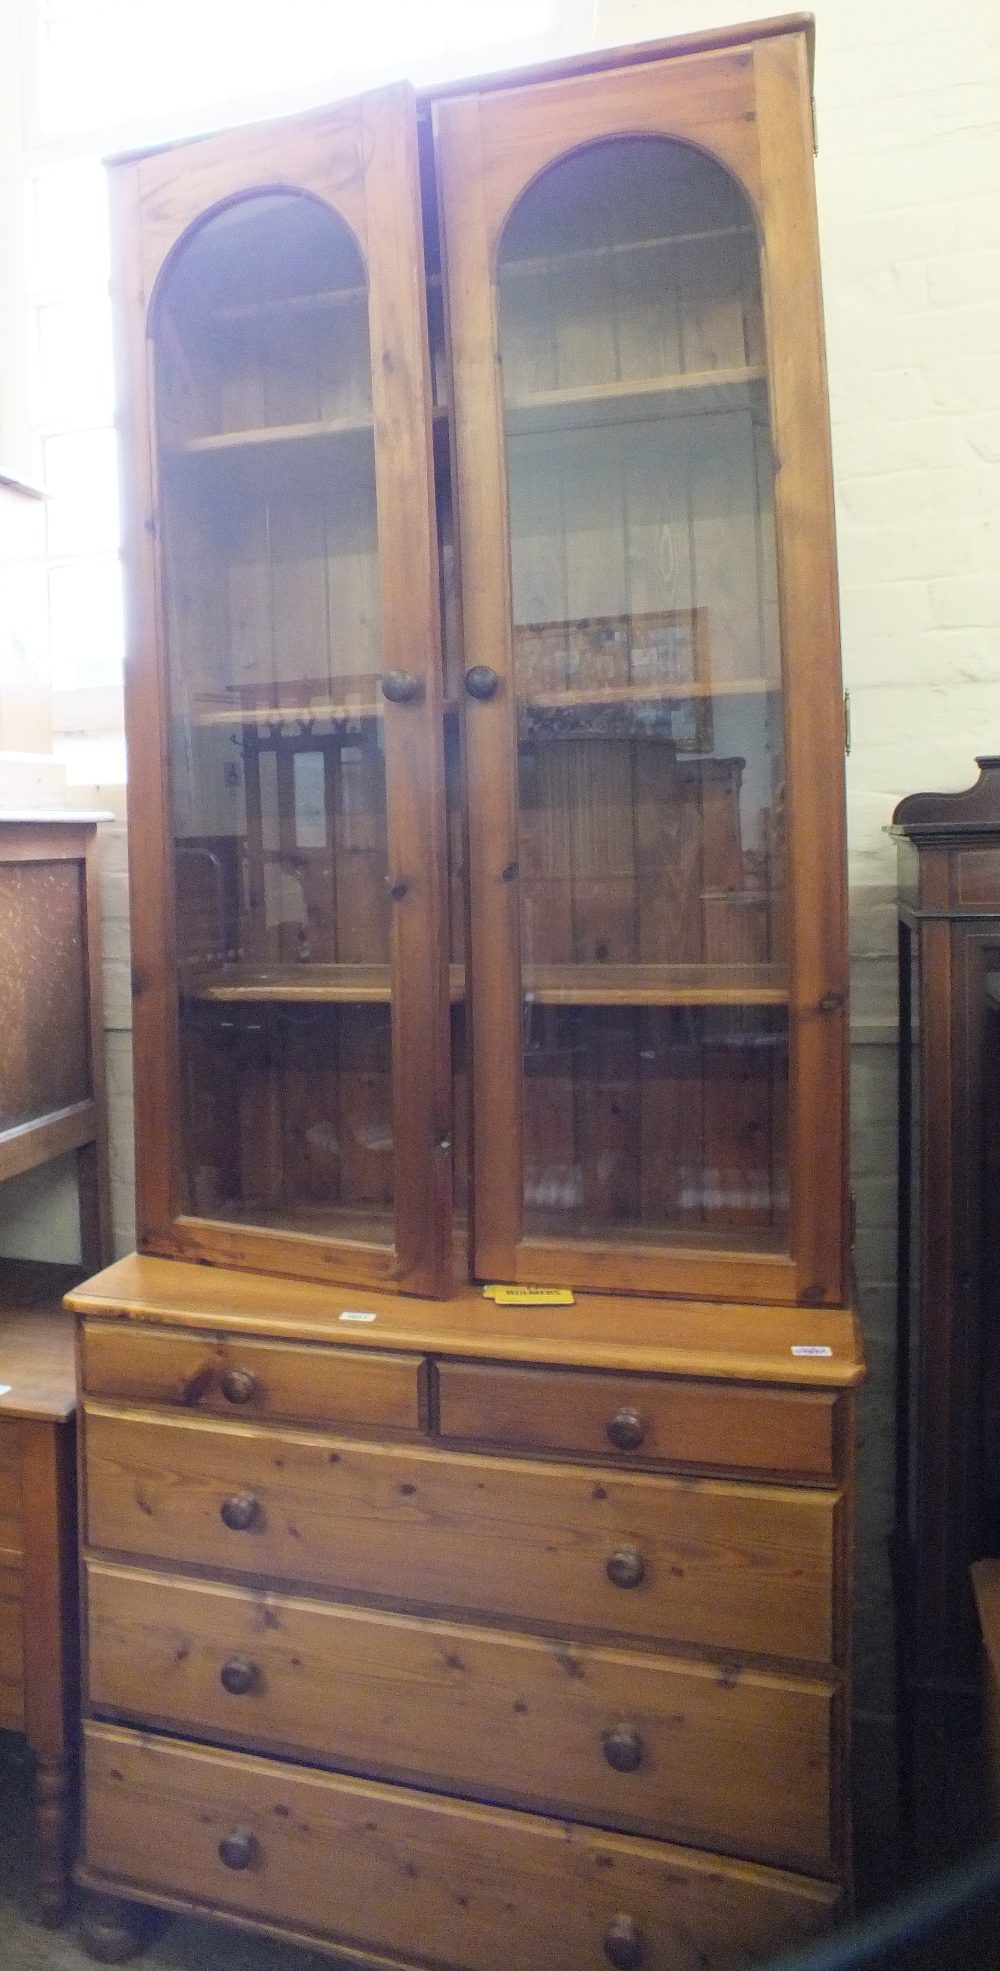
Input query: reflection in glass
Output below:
<box><xmin>155</xmin><ymin>192</ymin><xmax>395</xmax><ymax>1243</ymax></box>
<box><xmin>498</xmin><ymin>139</ymin><xmax>788</xmax><ymax>1250</ymax></box>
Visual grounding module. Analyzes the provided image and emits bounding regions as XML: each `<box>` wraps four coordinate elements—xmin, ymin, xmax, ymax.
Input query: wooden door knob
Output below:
<box><xmin>220</xmin><ymin>1655</ymin><xmax>259</xmax><ymax>1696</ymax></box>
<box><xmin>220</xmin><ymin>1368</ymin><xmax>257</xmax><ymax>1405</ymax></box>
<box><xmin>220</xmin><ymin>1493</ymin><xmax>260</xmax><ymax>1532</ymax></box>
<box><xmin>380</xmin><ymin>670</ymin><xmax>424</xmax><ymax>704</ymax></box>
<box><xmin>604</xmin><ymin>1915</ymin><xmax>644</xmax><ymax>1968</ymax></box>
<box><xmin>464</xmin><ymin>664</ymin><xmax>500</xmax><ymax>700</ymax></box>
<box><xmin>602</xmin><ymin>1724</ymin><xmax>643</xmax><ymax>1773</ymax></box>
<box><xmin>606</xmin><ymin>1544</ymin><xmax>645</xmax><ymax>1590</ymax></box>
<box><xmin>607</xmin><ymin>1407</ymin><xmax>645</xmax><ymax>1451</ymax></box>
<box><xmin>218</xmin><ymin>1827</ymin><xmax>259</xmax><ymax>1871</ymax></box>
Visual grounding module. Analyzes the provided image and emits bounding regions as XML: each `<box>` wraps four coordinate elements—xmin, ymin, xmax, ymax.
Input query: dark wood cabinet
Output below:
<box><xmin>0</xmin><ymin>814</ymin><xmax>111</xmax><ymax>1265</ymax></box>
<box><xmin>0</xmin><ymin>812</ymin><xmax>111</xmax><ymax>1923</ymax></box>
<box><xmin>893</xmin><ymin>757</ymin><xmax>1000</xmax><ymax>1684</ymax></box>
<box><xmin>71</xmin><ymin>18</ymin><xmax>861</xmax><ymax>1969</ymax></box>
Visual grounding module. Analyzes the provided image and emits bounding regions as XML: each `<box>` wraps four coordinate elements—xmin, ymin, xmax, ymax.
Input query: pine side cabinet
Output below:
<box><xmin>69</xmin><ymin>17</ymin><xmax>863</xmax><ymax>1970</ymax></box>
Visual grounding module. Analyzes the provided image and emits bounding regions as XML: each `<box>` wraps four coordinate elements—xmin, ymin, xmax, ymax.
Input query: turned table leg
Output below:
<box><xmin>35</xmin><ymin>1752</ymin><xmax>72</xmax><ymax>1925</ymax></box>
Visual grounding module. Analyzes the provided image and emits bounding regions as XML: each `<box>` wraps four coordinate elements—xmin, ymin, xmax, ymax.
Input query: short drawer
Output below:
<box><xmin>84</xmin><ymin>1723</ymin><xmax>840</xmax><ymax>1971</ymax></box>
<box><xmin>83</xmin><ymin>1408</ymin><xmax>839</xmax><ymax>1663</ymax></box>
<box><xmin>437</xmin><ymin>1363</ymin><xmax>839</xmax><ymax>1481</ymax></box>
<box><xmin>81</xmin><ymin>1322</ymin><xmax>426</xmax><ymax>1436</ymax></box>
<box><xmin>87</xmin><ymin>1561</ymin><xmax>838</xmax><ymax>1872</ymax></box>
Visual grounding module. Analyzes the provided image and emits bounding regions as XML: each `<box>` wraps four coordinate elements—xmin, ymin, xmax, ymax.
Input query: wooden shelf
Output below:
<box><xmin>171</xmin><ymin>416</ymin><xmax>374</xmax><ymax>459</ymax></box>
<box><xmin>184</xmin><ymin>961</ymin><xmax>786</xmax><ymax>1010</ymax></box>
<box><xmin>523</xmin><ymin>1212</ymin><xmax>787</xmax><ymax>1255</ymax></box>
<box><xmin>190</xmin><ymin>677</ymin><xmax>772</xmax><ymax>731</ymax></box>
<box><xmin>196</xmin><ymin>1203</ymin><xmax>395</xmax><ymax>1248</ymax></box>
<box><xmin>193</xmin><ymin>694</ymin><xmax>383</xmax><ymax>731</ymax></box>
<box><xmin>506</xmin><ymin>367</ymin><xmax>767</xmax><ymax>435</ymax></box>
<box><xmin>170</xmin><ymin>407</ymin><xmax>448</xmax><ymax>468</ymax></box>
<box><xmin>0</xmin><ymin>1263</ymin><xmax>81</xmax><ymax>1422</ymax></box>
<box><xmin>500</xmin><ymin>222</ymin><xmax>756</xmax><ymax>279</ymax></box>
<box><xmin>192</xmin><ymin>694</ymin><xmax>459</xmax><ymax>731</ymax></box>
<box><xmin>524</xmin><ymin>963</ymin><xmax>787</xmax><ymax>1008</ymax></box>
<box><xmin>185</xmin><ymin>964</ymin><xmax>466</xmax><ymax>1005</ymax></box>
<box><xmin>521</xmin><ymin>676</ymin><xmax>777</xmax><ymax>711</ymax></box>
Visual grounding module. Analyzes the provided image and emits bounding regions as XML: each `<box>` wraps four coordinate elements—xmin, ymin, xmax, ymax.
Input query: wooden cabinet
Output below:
<box><xmin>71</xmin><ymin>1259</ymin><xmax>860</xmax><ymax>1969</ymax></box>
<box><xmin>0</xmin><ymin>814</ymin><xmax>111</xmax><ymax>1263</ymax></box>
<box><xmin>893</xmin><ymin>758</ymin><xmax>1000</xmax><ymax>1685</ymax></box>
<box><xmin>71</xmin><ymin>17</ymin><xmax>860</xmax><ymax>1969</ymax></box>
<box><xmin>0</xmin><ymin>813</ymin><xmax>111</xmax><ymax>1923</ymax></box>
<box><xmin>0</xmin><ymin>1263</ymin><xmax>81</xmax><ymax>1925</ymax></box>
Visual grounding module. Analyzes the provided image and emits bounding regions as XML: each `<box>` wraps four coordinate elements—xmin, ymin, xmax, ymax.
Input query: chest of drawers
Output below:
<box><xmin>69</xmin><ymin>1256</ymin><xmax>862</xmax><ymax>1970</ymax></box>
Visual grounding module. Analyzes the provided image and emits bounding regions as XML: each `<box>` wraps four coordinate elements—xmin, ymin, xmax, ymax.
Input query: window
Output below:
<box><xmin>20</xmin><ymin>0</ymin><xmax>554</xmax><ymax>693</ymax></box>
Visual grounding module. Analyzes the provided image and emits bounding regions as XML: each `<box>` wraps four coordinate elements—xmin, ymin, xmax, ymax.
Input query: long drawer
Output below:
<box><xmin>86</xmin><ymin>1561</ymin><xmax>838</xmax><ymax>1872</ymax></box>
<box><xmin>437</xmin><ymin>1362</ymin><xmax>840</xmax><ymax>1482</ymax></box>
<box><xmin>81</xmin><ymin>1323</ymin><xmax>427</xmax><ymax>1436</ymax></box>
<box><xmin>83</xmin><ymin>1723</ymin><xmax>840</xmax><ymax>1971</ymax></box>
<box><xmin>83</xmin><ymin>1407</ymin><xmax>839</xmax><ymax>1662</ymax></box>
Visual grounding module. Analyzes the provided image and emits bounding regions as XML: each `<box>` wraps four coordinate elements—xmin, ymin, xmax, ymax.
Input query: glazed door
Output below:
<box><xmin>436</xmin><ymin>35</ymin><xmax>846</xmax><ymax>1303</ymax></box>
<box><xmin>112</xmin><ymin>86</ymin><xmax>452</xmax><ymax>1294</ymax></box>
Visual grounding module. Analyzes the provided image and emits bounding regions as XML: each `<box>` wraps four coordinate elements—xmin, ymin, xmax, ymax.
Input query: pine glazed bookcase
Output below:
<box><xmin>68</xmin><ymin>16</ymin><xmax>864</xmax><ymax>1969</ymax></box>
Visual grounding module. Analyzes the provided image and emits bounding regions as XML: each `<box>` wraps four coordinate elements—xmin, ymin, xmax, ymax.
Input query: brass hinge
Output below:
<box><xmin>844</xmin><ymin>691</ymin><xmax>851</xmax><ymax>756</ymax></box>
<box><xmin>811</xmin><ymin>95</ymin><xmax>819</xmax><ymax>154</ymax></box>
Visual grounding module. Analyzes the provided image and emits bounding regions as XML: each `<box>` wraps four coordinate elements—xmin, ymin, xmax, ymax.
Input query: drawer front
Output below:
<box><xmin>84</xmin><ymin>1724</ymin><xmax>840</xmax><ymax>1971</ymax></box>
<box><xmin>87</xmin><ymin>1561</ymin><xmax>837</xmax><ymax>1871</ymax></box>
<box><xmin>0</xmin><ymin>1588</ymin><xmax>23</xmax><ymax>1731</ymax></box>
<box><xmin>81</xmin><ymin>1323</ymin><xmax>426</xmax><ymax>1435</ymax></box>
<box><xmin>438</xmin><ymin>1363</ymin><xmax>839</xmax><ymax>1481</ymax></box>
<box><xmin>0</xmin><ymin>1426</ymin><xmax>23</xmax><ymax>1559</ymax></box>
<box><xmin>84</xmin><ymin>1408</ymin><xmax>838</xmax><ymax>1662</ymax></box>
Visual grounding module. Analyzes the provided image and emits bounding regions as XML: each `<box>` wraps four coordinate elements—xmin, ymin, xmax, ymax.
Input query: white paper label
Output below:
<box><xmin>790</xmin><ymin>1345</ymin><xmax>833</xmax><ymax>1358</ymax></box>
<box><xmin>0</xmin><ymin>1385</ymin><xmax>10</xmax><ymax>1396</ymax></box>
<box><xmin>339</xmin><ymin>1311</ymin><xmax>377</xmax><ymax>1324</ymax></box>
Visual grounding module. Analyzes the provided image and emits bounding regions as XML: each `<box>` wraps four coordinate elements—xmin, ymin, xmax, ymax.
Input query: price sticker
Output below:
<box><xmin>483</xmin><ymin>1285</ymin><xmax>574</xmax><ymax>1306</ymax></box>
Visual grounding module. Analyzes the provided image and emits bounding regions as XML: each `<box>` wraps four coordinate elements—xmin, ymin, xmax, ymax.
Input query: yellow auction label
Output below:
<box><xmin>483</xmin><ymin>1285</ymin><xmax>575</xmax><ymax>1305</ymax></box>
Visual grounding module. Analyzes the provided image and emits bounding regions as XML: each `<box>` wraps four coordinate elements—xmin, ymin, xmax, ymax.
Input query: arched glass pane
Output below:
<box><xmin>155</xmin><ymin>193</ymin><xmax>395</xmax><ymax>1245</ymax></box>
<box><xmin>498</xmin><ymin>139</ymin><xmax>788</xmax><ymax>1254</ymax></box>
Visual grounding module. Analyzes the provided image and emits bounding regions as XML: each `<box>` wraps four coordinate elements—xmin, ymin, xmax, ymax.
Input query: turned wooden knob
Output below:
<box><xmin>220</xmin><ymin>1655</ymin><xmax>259</xmax><ymax>1696</ymax></box>
<box><xmin>220</xmin><ymin>1493</ymin><xmax>260</xmax><ymax>1532</ymax></box>
<box><xmin>602</xmin><ymin>1724</ymin><xmax>644</xmax><ymax>1773</ymax></box>
<box><xmin>464</xmin><ymin>664</ymin><xmax>500</xmax><ymax>700</ymax></box>
<box><xmin>606</xmin><ymin>1544</ymin><xmax>645</xmax><ymax>1590</ymax></box>
<box><xmin>218</xmin><ymin>1826</ymin><xmax>258</xmax><ymax>1871</ymax></box>
<box><xmin>607</xmin><ymin>1407</ymin><xmax>645</xmax><ymax>1452</ymax></box>
<box><xmin>604</xmin><ymin>1915</ymin><xmax>644</xmax><ymax>1969</ymax></box>
<box><xmin>380</xmin><ymin>670</ymin><xmax>423</xmax><ymax>704</ymax></box>
<box><xmin>220</xmin><ymin>1368</ymin><xmax>257</xmax><ymax>1405</ymax></box>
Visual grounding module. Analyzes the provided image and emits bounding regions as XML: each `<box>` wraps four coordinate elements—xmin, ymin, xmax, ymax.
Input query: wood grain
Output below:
<box><xmin>82</xmin><ymin>1405</ymin><xmax>838</xmax><ymax>1662</ymax></box>
<box><xmin>87</xmin><ymin>1560</ymin><xmax>838</xmax><ymax>1871</ymax></box>
<box><xmin>436</xmin><ymin>1361</ymin><xmax>839</xmax><ymax>1481</ymax></box>
<box><xmin>67</xmin><ymin>1254</ymin><xmax>865</xmax><ymax>1386</ymax></box>
<box><xmin>81</xmin><ymin>1323</ymin><xmax>427</xmax><ymax>1435</ymax></box>
<box><xmin>83</xmin><ymin>1723</ymin><xmax>840</xmax><ymax>1971</ymax></box>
